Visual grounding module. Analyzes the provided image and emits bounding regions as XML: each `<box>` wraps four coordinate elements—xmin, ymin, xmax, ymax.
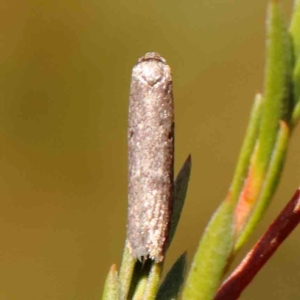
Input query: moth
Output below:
<box><xmin>127</xmin><ymin>52</ymin><xmax>174</xmax><ymax>262</ymax></box>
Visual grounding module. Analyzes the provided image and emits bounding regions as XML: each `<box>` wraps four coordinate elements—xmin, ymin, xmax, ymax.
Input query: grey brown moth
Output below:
<box><xmin>127</xmin><ymin>52</ymin><xmax>174</xmax><ymax>263</ymax></box>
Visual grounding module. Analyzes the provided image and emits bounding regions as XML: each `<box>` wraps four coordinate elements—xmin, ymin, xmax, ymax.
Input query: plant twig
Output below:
<box><xmin>214</xmin><ymin>188</ymin><xmax>300</xmax><ymax>300</ymax></box>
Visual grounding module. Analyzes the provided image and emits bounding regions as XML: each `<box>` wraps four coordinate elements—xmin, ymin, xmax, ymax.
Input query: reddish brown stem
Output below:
<box><xmin>214</xmin><ymin>188</ymin><xmax>300</xmax><ymax>300</ymax></box>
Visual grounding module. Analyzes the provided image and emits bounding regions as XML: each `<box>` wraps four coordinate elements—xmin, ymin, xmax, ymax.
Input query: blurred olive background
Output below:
<box><xmin>1</xmin><ymin>0</ymin><xmax>300</xmax><ymax>299</ymax></box>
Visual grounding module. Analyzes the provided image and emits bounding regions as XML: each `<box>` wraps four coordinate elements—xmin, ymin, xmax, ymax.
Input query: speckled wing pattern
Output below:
<box><xmin>127</xmin><ymin>52</ymin><xmax>174</xmax><ymax>262</ymax></box>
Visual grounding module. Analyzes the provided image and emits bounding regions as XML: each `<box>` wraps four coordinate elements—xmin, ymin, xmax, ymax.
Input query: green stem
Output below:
<box><xmin>235</xmin><ymin>121</ymin><xmax>290</xmax><ymax>251</ymax></box>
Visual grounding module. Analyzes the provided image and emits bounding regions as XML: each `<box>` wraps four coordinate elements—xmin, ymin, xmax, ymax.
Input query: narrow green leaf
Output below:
<box><xmin>102</xmin><ymin>264</ymin><xmax>119</xmax><ymax>300</ymax></box>
<box><xmin>156</xmin><ymin>253</ymin><xmax>187</xmax><ymax>300</ymax></box>
<box><xmin>132</xmin><ymin>273</ymin><xmax>148</xmax><ymax>300</ymax></box>
<box><xmin>232</xmin><ymin>0</ymin><xmax>294</xmax><ymax>242</ymax></box>
<box><xmin>123</xmin><ymin>259</ymin><xmax>153</xmax><ymax>300</ymax></box>
<box><xmin>257</xmin><ymin>0</ymin><xmax>292</xmax><ymax>172</ymax></box>
<box><xmin>182</xmin><ymin>201</ymin><xmax>234</xmax><ymax>300</ymax></box>
<box><xmin>229</xmin><ymin>94</ymin><xmax>263</xmax><ymax>203</ymax></box>
<box><xmin>292</xmin><ymin>58</ymin><xmax>300</xmax><ymax>115</ymax></box>
<box><xmin>290</xmin><ymin>0</ymin><xmax>300</xmax><ymax>127</ymax></box>
<box><xmin>119</xmin><ymin>243</ymin><xmax>136</xmax><ymax>300</ymax></box>
<box><xmin>290</xmin><ymin>0</ymin><xmax>300</xmax><ymax>61</ymax></box>
<box><xmin>143</xmin><ymin>262</ymin><xmax>163</xmax><ymax>300</ymax></box>
<box><xmin>291</xmin><ymin>95</ymin><xmax>300</xmax><ymax>127</ymax></box>
<box><xmin>167</xmin><ymin>155</ymin><xmax>192</xmax><ymax>248</ymax></box>
<box><xmin>235</xmin><ymin>121</ymin><xmax>290</xmax><ymax>251</ymax></box>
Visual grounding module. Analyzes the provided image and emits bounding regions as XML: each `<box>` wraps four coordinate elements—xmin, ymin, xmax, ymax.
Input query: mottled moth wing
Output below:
<box><xmin>127</xmin><ymin>52</ymin><xmax>174</xmax><ymax>262</ymax></box>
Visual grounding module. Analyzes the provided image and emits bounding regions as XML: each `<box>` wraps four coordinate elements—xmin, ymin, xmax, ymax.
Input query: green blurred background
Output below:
<box><xmin>1</xmin><ymin>0</ymin><xmax>300</xmax><ymax>299</ymax></box>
